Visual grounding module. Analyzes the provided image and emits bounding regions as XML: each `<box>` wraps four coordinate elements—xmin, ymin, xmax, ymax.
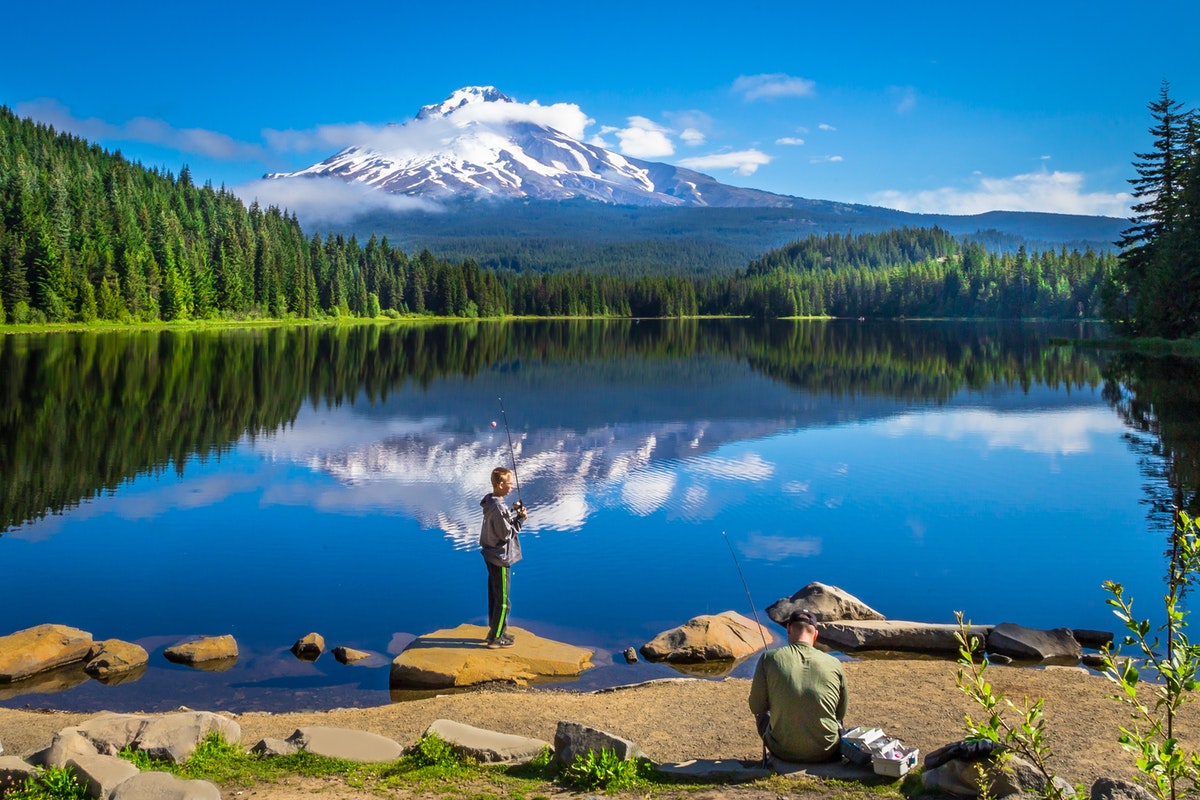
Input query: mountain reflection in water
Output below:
<box><xmin>1</xmin><ymin>319</ymin><xmax>1192</xmax><ymax>713</ymax></box>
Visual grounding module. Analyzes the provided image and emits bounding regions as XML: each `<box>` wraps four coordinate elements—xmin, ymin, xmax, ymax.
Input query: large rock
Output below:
<box><xmin>84</xmin><ymin>640</ymin><xmax>149</xmax><ymax>679</ymax></box>
<box><xmin>39</xmin><ymin>728</ymin><xmax>99</xmax><ymax>768</ymax></box>
<box><xmin>390</xmin><ymin>624</ymin><xmax>593</xmax><ymax>689</ymax></box>
<box><xmin>553</xmin><ymin>722</ymin><xmax>642</xmax><ymax>767</ymax></box>
<box><xmin>0</xmin><ymin>624</ymin><xmax>94</xmax><ymax>682</ymax></box>
<box><xmin>922</xmin><ymin>754</ymin><xmax>1074</xmax><ymax>797</ymax></box>
<box><xmin>639</xmin><ymin>611</ymin><xmax>773</xmax><ymax>663</ymax></box>
<box><xmin>1092</xmin><ymin>777</ymin><xmax>1158</xmax><ymax>800</ymax></box>
<box><xmin>766</xmin><ymin>582</ymin><xmax>885</xmax><ymax>625</ymax></box>
<box><xmin>66</xmin><ymin>753</ymin><xmax>140</xmax><ymax>799</ymax></box>
<box><xmin>163</xmin><ymin>635</ymin><xmax>238</xmax><ymax>667</ymax></box>
<box><xmin>110</xmin><ymin>771</ymin><xmax>221</xmax><ymax>800</ymax></box>
<box><xmin>285</xmin><ymin>727</ymin><xmax>403</xmax><ymax>762</ymax></box>
<box><xmin>817</xmin><ymin>620</ymin><xmax>988</xmax><ymax>655</ymax></box>
<box><xmin>986</xmin><ymin>623</ymin><xmax>1083</xmax><ymax>662</ymax></box>
<box><xmin>424</xmin><ymin>719</ymin><xmax>549</xmax><ymax>764</ymax></box>
<box><xmin>76</xmin><ymin>711</ymin><xmax>241</xmax><ymax>763</ymax></box>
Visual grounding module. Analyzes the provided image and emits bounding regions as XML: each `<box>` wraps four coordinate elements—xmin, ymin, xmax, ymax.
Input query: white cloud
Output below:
<box><xmin>892</xmin><ymin>86</ymin><xmax>917</xmax><ymax>114</ymax></box>
<box><xmin>614</xmin><ymin>116</ymin><xmax>675</xmax><ymax>158</ymax></box>
<box><xmin>810</xmin><ymin>155</ymin><xmax>844</xmax><ymax>164</ymax></box>
<box><xmin>17</xmin><ymin>98</ymin><xmax>266</xmax><ymax>161</ymax></box>
<box><xmin>818</xmin><ymin>123</ymin><xmax>836</xmax><ymax>132</ymax></box>
<box><xmin>235</xmin><ymin>177</ymin><xmax>440</xmax><ymax>225</ymax></box>
<box><xmin>678</xmin><ymin>149</ymin><xmax>772</xmax><ymax>176</ymax></box>
<box><xmin>870</xmin><ymin>169</ymin><xmax>1133</xmax><ymax>216</ymax></box>
<box><xmin>733</xmin><ymin>73</ymin><xmax>817</xmax><ymax>101</ymax></box>
<box><xmin>882</xmin><ymin>408</ymin><xmax>1126</xmax><ymax>456</ymax></box>
<box><xmin>776</xmin><ymin>137</ymin><xmax>806</xmax><ymax>146</ymax></box>
<box><xmin>680</xmin><ymin>128</ymin><xmax>706</xmax><ymax>146</ymax></box>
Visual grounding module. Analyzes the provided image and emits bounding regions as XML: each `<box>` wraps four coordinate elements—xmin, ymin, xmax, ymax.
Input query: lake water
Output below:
<box><xmin>1</xmin><ymin>319</ymin><xmax>1193</xmax><ymax>712</ymax></box>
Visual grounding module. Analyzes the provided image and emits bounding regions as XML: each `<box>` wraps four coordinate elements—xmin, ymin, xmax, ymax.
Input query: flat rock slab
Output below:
<box><xmin>425</xmin><ymin>719</ymin><xmax>549</xmax><ymax>764</ymax></box>
<box><xmin>390</xmin><ymin>624</ymin><xmax>593</xmax><ymax>689</ymax></box>
<box><xmin>286</xmin><ymin>726</ymin><xmax>403</xmax><ymax>763</ymax></box>
<box><xmin>66</xmin><ymin>753</ymin><xmax>140</xmax><ymax>799</ymax></box>
<box><xmin>817</xmin><ymin>620</ymin><xmax>989</xmax><ymax>655</ymax></box>
<box><xmin>0</xmin><ymin>624</ymin><xmax>94</xmax><ymax>682</ymax></box>
<box><xmin>163</xmin><ymin>635</ymin><xmax>238</xmax><ymax>666</ymax></box>
<box><xmin>657</xmin><ymin>759</ymin><xmax>772</xmax><ymax>782</ymax></box>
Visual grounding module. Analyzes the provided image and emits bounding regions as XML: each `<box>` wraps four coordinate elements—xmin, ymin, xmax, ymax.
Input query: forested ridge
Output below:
<box><xmin>0</xmin><ymin>104</ymin><xmax>1131</xmax><ymax>324</ymax></box>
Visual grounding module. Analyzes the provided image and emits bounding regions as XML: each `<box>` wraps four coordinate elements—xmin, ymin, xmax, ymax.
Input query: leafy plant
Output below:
<box><xmin>953</xmin><ymin>612</ymin><xmax>1068</xmax><ymax>800</ymax></box>
<box><xmin>1101</xmin><ymin>508</ymin><xmax>1200</xmax><ymax>800</ymax></box>
<box><xmin>559</xmin><ymin>748</ymin><xmax>642</xmax><ymax>791</ymax></box>
<box><xmin>404</xmin><ymin>732</ymin><xmax>464</xmax><ymax>770</ymax></box>
<box><xmin>4</xmin><ymin>766</ymin><xmax>89</xmax><ymax>800</ymax></box>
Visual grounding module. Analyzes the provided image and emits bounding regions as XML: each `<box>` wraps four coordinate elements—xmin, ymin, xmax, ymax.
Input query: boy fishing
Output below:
<box><xmin>479</xmin><ymin>466</ymin><xmax>527</xmax><ymax>648</ymax></box>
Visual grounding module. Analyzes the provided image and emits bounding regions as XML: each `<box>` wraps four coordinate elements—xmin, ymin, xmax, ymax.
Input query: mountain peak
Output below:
<box><xmin>416</xmin><ymin>86</ymin><xmax>514</xmax><ymax>120</ymax></box>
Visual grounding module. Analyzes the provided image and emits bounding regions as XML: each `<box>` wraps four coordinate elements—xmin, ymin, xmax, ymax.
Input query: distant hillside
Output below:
<box><xmin>343</xmin><ymin>199</ymin><xmax>1126</xmax><ymax>276</ymax></box>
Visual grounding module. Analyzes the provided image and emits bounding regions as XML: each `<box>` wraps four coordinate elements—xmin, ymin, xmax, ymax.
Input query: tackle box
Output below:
<box><xmin>839</xmin><ymin>726</ymin><xmax>919</xmax><ymax>777</ymax></box>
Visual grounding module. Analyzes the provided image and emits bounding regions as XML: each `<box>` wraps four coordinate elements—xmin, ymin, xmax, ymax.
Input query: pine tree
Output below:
<box><xmin>1109</xmin><ymin>82</ymin><xmax>1196</xmax><ymax>335</ymax></box>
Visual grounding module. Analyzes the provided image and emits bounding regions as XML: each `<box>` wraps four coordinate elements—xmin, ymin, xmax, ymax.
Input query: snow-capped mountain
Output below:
<box><xmin>265</xmin><ymin>86</ymin><xmax>795</xmax><ymax>208</ymax></box>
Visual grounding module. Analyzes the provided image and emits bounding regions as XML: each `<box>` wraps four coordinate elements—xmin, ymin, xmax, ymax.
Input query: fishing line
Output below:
<box><xmin>497</xmin><ymin>396</ymin><xmax>524</xmax><ymax>510</ymax></box>
<box><xmin>722</xmin><ymin>530</ymin><xmax>769</xmax><ymax>651</ymax></box>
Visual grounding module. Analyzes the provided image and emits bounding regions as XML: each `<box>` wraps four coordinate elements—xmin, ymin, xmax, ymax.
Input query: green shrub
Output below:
<box><xmin>5</xmin><ymin>766</ymin><xmax>89</xmax><ymax>800</ymax></box>
<box><xmin>405</xmin><ymin>733</ymin><xmax>462</xmax><ymax>769</ymax></box>
<box><xmin>560</xmin><ymin>748</ymin><xmax>642</xmax><ymax>791</ymax></box>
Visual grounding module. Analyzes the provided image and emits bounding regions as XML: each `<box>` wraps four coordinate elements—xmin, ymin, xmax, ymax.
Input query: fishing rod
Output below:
<box><xmin>723</xmin><ymin>530</ymin><xmax>771</xmax><ymax>767</ymax></box>
<box><xmin>722</xmin><ymin>531</ymin><xmax>769</xmax><ymax>651</ymax></box>
<box><xmin>497</xmin><ymin>397</ymin><xmax>524</xmax><ymax>511</ymax></box>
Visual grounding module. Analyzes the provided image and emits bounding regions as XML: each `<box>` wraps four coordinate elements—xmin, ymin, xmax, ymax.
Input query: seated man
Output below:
<box><xmin>748</xmin><ymin>608</ymin><xmax>848</xmax><ymax>763</ymax></box>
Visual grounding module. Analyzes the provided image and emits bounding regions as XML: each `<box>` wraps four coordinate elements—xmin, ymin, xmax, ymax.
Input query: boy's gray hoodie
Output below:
<box><xmin>479</xmin><ymin>493</ymin><xmax>523</xmax><ymax>567</ymax></box>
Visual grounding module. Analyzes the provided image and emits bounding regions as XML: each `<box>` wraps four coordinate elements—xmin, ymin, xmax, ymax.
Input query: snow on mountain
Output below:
<box><xmin>265</xmin><ymin>86</ymin><xmax>795</xmax><ymax>208</ymax></box>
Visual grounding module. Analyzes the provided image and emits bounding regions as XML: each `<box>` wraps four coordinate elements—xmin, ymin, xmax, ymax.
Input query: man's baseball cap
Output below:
<box><xmin>785</xmin><ymin>608</ymin><xmax>819</xmax><ymax>627</ymax></box>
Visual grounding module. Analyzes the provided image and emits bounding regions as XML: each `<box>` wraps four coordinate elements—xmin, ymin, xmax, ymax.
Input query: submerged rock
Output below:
<box><xmin>84</xmin><ymin>639</ymin><xmax>149</xmax><ymax>679</ymax></box>
<box><xmin>163</xmin><ymin>635</ymin><xmax>238</xmax><ymax>667</ymax></box>
<box><xmin>291</xmin><ymin>633</ymin><xmax>325</xmax><ymax>661</ymax></box>
<box><xmin>986</xmin><ymin>623</ymin><xmax>1082</xmax><ymax>663</ymax></box>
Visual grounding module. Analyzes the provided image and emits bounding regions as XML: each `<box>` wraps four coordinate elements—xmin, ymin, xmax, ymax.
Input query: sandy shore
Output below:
<box><xmin>3</xmin><ymin>659</ymin><xmax>1193</xmax><ymax>792</ymax></box>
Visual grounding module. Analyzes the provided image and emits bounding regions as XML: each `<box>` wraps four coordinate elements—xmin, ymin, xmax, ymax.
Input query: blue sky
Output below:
<box><xmin>4</xmin><ymin>0</ymin><xmax>1197</xmax><ymax>219</ymax></box>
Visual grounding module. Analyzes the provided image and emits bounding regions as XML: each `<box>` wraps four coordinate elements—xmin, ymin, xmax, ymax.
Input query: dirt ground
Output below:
<box><xmin>2</xmin><ymin>660</ymin><xmax>1194</xmax><ymax>797</ymax></box>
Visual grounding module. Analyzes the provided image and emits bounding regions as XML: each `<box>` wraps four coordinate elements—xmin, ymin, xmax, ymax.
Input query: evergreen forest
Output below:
<box><xmin>0</xmin><ymin>85</ymin><xmax>1194</xmax><ymax>331</ymax></box>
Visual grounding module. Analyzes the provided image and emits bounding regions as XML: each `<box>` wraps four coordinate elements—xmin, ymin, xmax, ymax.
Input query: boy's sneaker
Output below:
<box><xmin>487</xmin><ymin>635</ymin><xmax>515</xmax><ymax>649</ymax></box>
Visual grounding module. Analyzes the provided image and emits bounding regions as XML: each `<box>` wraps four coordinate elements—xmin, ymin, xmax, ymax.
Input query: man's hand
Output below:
<box><xmin>514</xmin><ymin>502</ymin><xmax>528</xmax><ymax>520</ymax></box>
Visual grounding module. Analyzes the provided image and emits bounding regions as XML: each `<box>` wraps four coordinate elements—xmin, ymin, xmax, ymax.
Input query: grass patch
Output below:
<box><xmin>118</xmin><ymin>732</ymin><xmax>358</xmax><ymax>787</ymax></box>
<box><xmin>3</xmin><ymin>767</ymin><xmax>89</xmax><ymax>800</ymax></box>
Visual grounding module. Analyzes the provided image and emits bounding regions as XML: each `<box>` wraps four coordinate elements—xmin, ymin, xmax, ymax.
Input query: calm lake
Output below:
<box><xmin>2</xmin><ymin>319</ymin><xmax>1195</xmax><ymax>713</ymax></box>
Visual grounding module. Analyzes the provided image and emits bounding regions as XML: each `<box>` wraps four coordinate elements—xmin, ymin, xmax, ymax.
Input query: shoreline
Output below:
<box><xmin>3</xmin><ymin>660</ymin><xmax>1192</xmax><ymax>790</ymax></box>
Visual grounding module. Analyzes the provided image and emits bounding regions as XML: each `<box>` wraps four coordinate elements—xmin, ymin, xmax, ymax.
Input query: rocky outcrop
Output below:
<box><xmin>163</xmin><ymin>635</ymin><xmax>238</xmax><ymax>668</ymax></box>
<box><xmin>766</xmin><ymin>583</ymin><xmax>885</xmax><ymax>625</ymax></box>
<box><xmin>0</xmin><ymin>624</ymin><xmax>94</xmax><ymax>682</ymax></box>
<box><xmin>1092</xmin><ymin>777</ymin><xmax>1158</xmax><ymax>800</ymax></box>
<box><xmin>640</xmin><ymin>611</ymin><xmax>773</xmax><ymax>664</ymax></box>
<box><xmin>986</xmin><ymin>623</ymin><xmax>1083</xmax><ymax>662</ymax></box>
<box><xmin>425</xmin><ymin>719</ymin><xmax>549</xmax><ymax>764</ymax></box>
<box><xmin>291</xmin><ymin>633</ymin><xmax>325</xmax><ymax>661</ymax></box>
<box><xmin>84</xmin><ymin>640</ymin><xmax>149</xmax><ymax>680</ymax></box>
<box><xmin>389</xmin><ymin>624</ymin><xmax>593</xmax><ymax>689</ymax></box>
<box><xmin>817</xmin><ymin>620</ymin><xmax>985</xmax><ymax>655</ymax></box>
<box><xmin>74</xmin><ymin>711</ymin><xmax>240</xmax><ymax>763</ymax></box>
<box><xmin>285</xmin><ymin>727</ymin><xmax>403</xmax><ymax>762</ymax></box>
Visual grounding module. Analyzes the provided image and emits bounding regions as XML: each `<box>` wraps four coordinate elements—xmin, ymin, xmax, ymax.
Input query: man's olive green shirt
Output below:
<box><xmin>748</xmin><ymin>641</ymin><xmax>848</xmax><ymax>762</ymax></box>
